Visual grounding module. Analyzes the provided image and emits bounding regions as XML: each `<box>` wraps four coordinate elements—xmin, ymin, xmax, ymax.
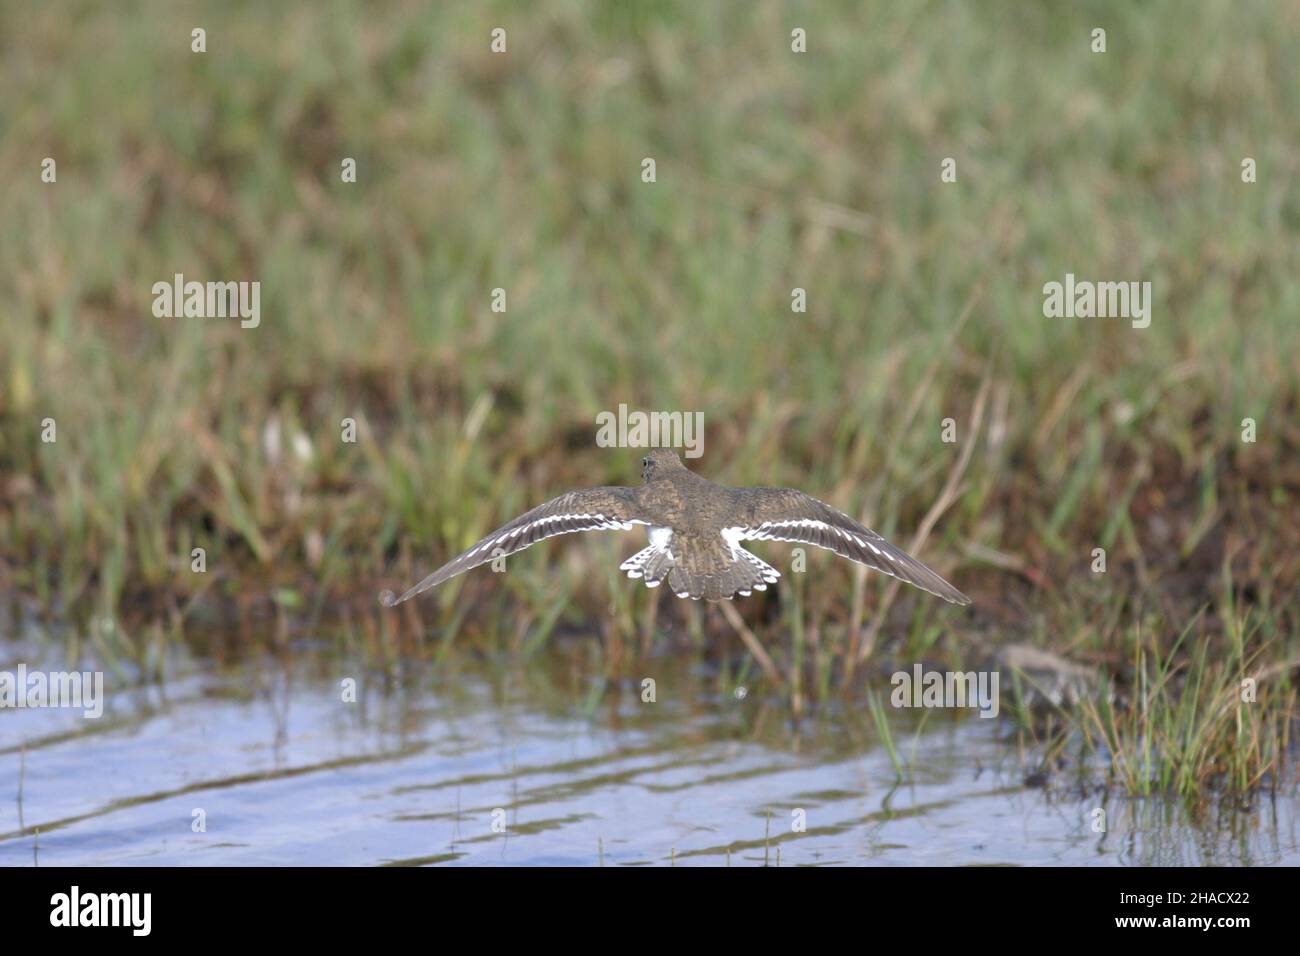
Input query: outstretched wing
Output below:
<box><xmin>729</xmin><ymin>489</ymin><xmax>971</xmax><ymax>605</ymax></box>
<box><xmin>383</xmin><ymin>487</ymin><xmax>647</xmax><ymax>605</ymax></box>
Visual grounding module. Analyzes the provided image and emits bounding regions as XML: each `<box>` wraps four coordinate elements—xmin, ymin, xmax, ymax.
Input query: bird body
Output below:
<box><xmin>382</xmin><ymin>448</ymin><xmax>970</xmax><ymax>606</ymax></box>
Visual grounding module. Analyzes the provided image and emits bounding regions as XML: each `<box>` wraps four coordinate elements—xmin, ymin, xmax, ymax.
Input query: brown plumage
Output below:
<box><xmin>382</xmin><ymin>448</ymin><xmax>970</xmax><ymax>606</ymax></box>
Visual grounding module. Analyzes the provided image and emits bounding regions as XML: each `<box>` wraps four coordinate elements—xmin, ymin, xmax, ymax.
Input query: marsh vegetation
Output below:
<box><xmin>1</xmin><ymin>1</ymin><xmax>1297</xmax><ymax>855</ymax></box>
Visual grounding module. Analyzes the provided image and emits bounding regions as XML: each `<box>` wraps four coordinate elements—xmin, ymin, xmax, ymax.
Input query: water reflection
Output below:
<box><xmin>1</xmin><ymin>644</ymin><xmax>1297</xmax><ymax>866</ymax></box>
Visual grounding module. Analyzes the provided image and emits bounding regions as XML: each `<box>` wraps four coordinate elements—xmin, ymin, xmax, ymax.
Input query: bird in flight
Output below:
<box><xmin>381</xmin><ymin>448</ymin><xmax>970</xmax><ymax>606</ymax></box>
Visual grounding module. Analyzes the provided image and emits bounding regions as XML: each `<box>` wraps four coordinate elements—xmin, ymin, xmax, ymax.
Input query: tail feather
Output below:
<box><xmin>667</xmin><ymin>541</ymin><xmax>780</xmax><ymax>601</ymax></box>
<box><xmin>620</xmin><ymin>544</ymin><xmax>675</xmax><ymax>588</ymax></box>
<box><xmin>624</xmin><ymin>535</ymin><xmax>782</xmax><ymax>601</ymax></box>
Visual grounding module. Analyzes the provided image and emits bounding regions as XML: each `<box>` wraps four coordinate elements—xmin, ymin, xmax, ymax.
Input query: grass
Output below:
<box><xmin>1</xmin><ymin>0</ymin><xmax>1298</xmax><ymax>797</ymax></box>
<box><xmin>1074</xmin><ymin>588</ymin><xmax>1296</xmax><ymax>797</ymax></box>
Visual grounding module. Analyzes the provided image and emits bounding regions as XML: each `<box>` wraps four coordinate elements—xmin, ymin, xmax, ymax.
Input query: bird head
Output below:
<box><xmin>641</xmin><ymin>448</ymin><xmax>684</xmax><ymax>482</ymax></box>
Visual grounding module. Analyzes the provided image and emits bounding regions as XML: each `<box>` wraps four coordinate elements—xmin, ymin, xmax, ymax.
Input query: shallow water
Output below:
<box><xmin>1</xmin><ymin>641</ymin><xmax>1297</xmax><ymax>866</ymax></box>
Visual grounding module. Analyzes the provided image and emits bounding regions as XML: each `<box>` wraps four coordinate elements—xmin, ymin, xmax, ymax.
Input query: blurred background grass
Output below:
<box><xmin>1</xmin><ymin>0</ymin><xmax>1297</xmax><ymax>728</ymax></box>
